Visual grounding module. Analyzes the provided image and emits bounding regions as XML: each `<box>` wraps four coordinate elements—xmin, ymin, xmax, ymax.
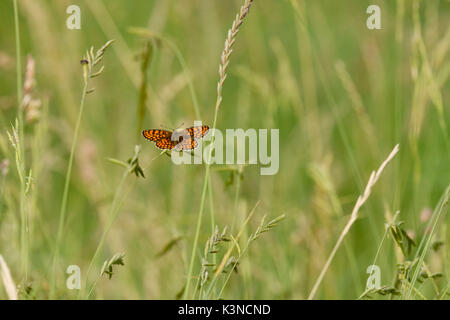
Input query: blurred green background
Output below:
<box><xmin>0</xmin><ymin>0</ymin><xmax>448</xmax><ymax>299</ymax></box>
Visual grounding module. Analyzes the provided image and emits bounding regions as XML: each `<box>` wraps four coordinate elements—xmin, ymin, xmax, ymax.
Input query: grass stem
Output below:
<box><xmin>183</xmin><ymin>0</ymin><xmax>254</xmax><ymax>299</ymax></box>
<box><xmin>308</xmin><ymin>144</ymin><xmax>399</xmax><ymax>299</ymax></box>
<box><xmin>13</xmin><ymin>0</ymin><xmax>29</xmax><ymax>283</ymax></box>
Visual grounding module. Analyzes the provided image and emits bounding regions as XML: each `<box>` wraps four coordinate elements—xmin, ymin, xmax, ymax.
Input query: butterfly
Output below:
<box><xmin>142</xmin><ymin>125</ymin><xmax>209</xmax><ymax>151</ymax></box>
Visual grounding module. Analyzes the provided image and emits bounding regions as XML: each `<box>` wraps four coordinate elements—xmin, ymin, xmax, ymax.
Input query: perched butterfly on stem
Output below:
<box><xmin>142</xmin><ymin>125</ymin><xmax>209</xmax><ymax>151</ymax></box>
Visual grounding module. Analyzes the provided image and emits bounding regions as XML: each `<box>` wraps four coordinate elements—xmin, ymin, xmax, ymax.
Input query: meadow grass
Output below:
<box><xmin>12</xmin><ymin>0</ymin><xmax>28</xmax><ymax>284</ymax></box>
<box><xmin>184</xmin><ymin>0</ymin><xmax>255</xmax><ymax>299</ymax></box>
<box><xmin>0</xmin><ymin>0</ymin><xmax>448</xmax><ymax>300</ymax></box>
<box><xmin>50</xmin><ymin>39</ymin><xmax>115</xmax><ymax>299</ymax></box>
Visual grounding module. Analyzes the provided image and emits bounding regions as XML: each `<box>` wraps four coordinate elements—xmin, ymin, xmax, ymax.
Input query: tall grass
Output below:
<box><xmin>308</xmin><ymin>144</ymin><xmax>399</xmax><ymax>299</ymax></box>
<box><xmin>183</xmin><ymin>0</ymin><xmax>254</xmax><ymax>299</ymax></box>
<box><xmin>50</xmin><ymin>40</ymin><xmax>115</xmax><ymax>298</ymax></box>
<box><xmin>83</xmin><ymin>145</ymin><xmax>144</xmax><ymax>299</ymax></box>
<box><xmin>12</xmin><ymin>0</ymin><xmax>28</xmax><ymax>284</ymax></box>
<box><xmin>406</xmin><ymin>185</ymin><xmax>449</xmax><ymax>299</ymax></box>
<box><xmin>0</xmin><ymin>0</ymin><xmax>448</xmax><ymax>300</ymax></box>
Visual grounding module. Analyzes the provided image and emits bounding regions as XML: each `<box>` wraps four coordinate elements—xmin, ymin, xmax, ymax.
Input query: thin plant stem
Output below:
<box><xmin>308</xmin><ymin>144</ymin><xmax>399</xmax><ymax>300</ymax></box>
<box><xmin>403</xmin><ymin>280</ymin><xmax>427</xmax><ymax>300</ymax></box>
<box><xmin>13</xmin><ymin>0</ymin><xmax>23</xmax><ymax>135</ymax></box>
<box><xmin>136</xmin><ymin>41</ymin><xmax>152</xmax><ymax>140</ymax></box>
<box><xmin>50</xmin><ymin>39</ymin><xmax>114</xmax><ymax>298</ymax></box>
<box><xmin>439</xmin><ymin>283</ymin><xmax>449</xmax><ymax>300</ymax></box>
<box><xmin>208</xmin><ymin>176</ymin><xmax>215</xmax><ymax>233</ymax></box>
<box><xmin>50</xmin><ymin>77</ymin><xmax>89</xmax><ymax>298</ymax></box>
<box><xmin>372</xmin><ymin>213</ymin><xmax>395</xmax><ymax>270</ymax></box>
<box><xmin>231</xmin><ymin>169</ymin><xmax>241</xmax><ymax>234</ymax></box>
<box><xmin>13</xmin><ymin>0</ymin><xmax>29</xmax><ymax>282</ymax></box>
<box><xmin>207</xmin><ymin>175</ymin><xmax>217</xmax><ymax>274</ymax></box>
<box><xmin>83</xmin><ymin>170</ymin><xmax>133</xmax><ymax>299</ymax></box>
<box><xmin>204</xmin><ymin>201</ymin><xmax>260</xmax><ymax>298</ymax></box>
<box><xmin>183</xmin><ymin>0</ymin><xmax>254</xmax><ymax>299</ymax></box>
<box><xmin>78</xmin><ymin>144</ymin><xmax>140</xmax><ymax>299</ymax></box>
<box><xmin>127</xmin><ymin>28</ymin><xmax>202</xmax><ymax>120</ymax></box>
<box><xmin>164</xmin><ymin>38</ymin><xmax>201</xmax><ymax>120</ymax></box>
<box><xmin>184</xmin><ymin>164</ymin><xmax>211</xmax><ymax>299</ymax></box>
<box><xmin>405</xmin><ymin>184</ymin><xmax>449</xmax><ymax>299</ymax></box>
<box><xmin>356</xmin><ymin>212</ymin><xmax>394</xmax><ymax>299</ymax></box>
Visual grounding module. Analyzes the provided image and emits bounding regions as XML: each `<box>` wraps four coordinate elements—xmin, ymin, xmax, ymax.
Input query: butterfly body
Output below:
<box><xmin>142</xmin><ymin>125</ymin><xmax>209</xmax><ymax>151</ymax></box>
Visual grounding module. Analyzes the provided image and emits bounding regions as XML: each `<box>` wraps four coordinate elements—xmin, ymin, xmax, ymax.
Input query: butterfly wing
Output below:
<box><xmin>155</xmin><ymin>138</ymin><xmax>176</xmax><ymax>150</ymax></box>
<box><xmin>172</xmin><ymin>125</ymin><xmax>208</xmax><ymax>150</ymax></box>
<box><xmin>174</xmin><ymin>138</ymin><xmax>198</xmax><ymax>151</ymax></box>
<box><xmin>186</xmin><ymin>125</ymin><xmax>209</xmax><ymax>140</ymax></box>
<box><xmin>142</xmin><ymin>129</ymin><xmax>172</xmax><ymax>142</ymax></box>
<box><xmin>143</xmin><ymin>125</ymin><xmax>208</xmax><ymax>151</ymax></box>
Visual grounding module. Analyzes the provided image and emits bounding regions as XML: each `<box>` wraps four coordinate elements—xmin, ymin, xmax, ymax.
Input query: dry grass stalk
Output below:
<box><xmin>22</xmin><ymin>55</ymin><xmax>41</xmax><ymax>123</ymax></box>
<box><xmin>308</xmin><ymin>144</ymin><xmax>400</xmax><ymax>300</ymax></box>
<box><xmin>334</xmin><ymin>60</ymin><xmax>378</xmax><ymax>152</ymax></box>
<box><xmin>0</xmin><ymin>254</ymin><xmax>18</xmax><ymax>300</ymax></box>
<box><xmin>216</xmin><ymin>0</ymin><xmax>253</xmax><ymax>111</ymax></box>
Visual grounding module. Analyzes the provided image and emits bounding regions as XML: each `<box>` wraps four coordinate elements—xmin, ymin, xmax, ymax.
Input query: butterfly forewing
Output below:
<box><xmin>142</xmin><ymin>129</ymin><xmax>172</xmax><ymax>142</ymax></box>
<box><xmin>186</xmin><ymin>125</ymin><xmax>209</xmax><ymax>139</ymax></box>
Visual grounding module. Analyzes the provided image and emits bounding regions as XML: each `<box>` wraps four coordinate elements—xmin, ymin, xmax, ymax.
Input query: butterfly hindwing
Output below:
<box><xmin>174</xmin><ymin>138</ymin><xmax>198</xmax><ymax>151</ymax></box>
<box><xmin>155</xmin><ymin>138</ymin><xmax>176</xmax><ymax>150</ymax></box>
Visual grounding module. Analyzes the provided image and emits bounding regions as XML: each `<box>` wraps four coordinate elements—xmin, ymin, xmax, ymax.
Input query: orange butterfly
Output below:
<box><xmin>142</xmin><ymin>125</ymin><xmax>209</xmax><ymax>151</ymax></box>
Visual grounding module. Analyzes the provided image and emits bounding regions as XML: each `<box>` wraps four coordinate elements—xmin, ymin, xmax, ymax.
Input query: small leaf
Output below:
<box><xmin>155</xmin><ymin>236</ymin><xmax>183</xmax><ymax>258</ymax></box>
<box><xmin>107</xmin><ymin>157</ymin><xmax>129</xmax><ymax>168</ymax></box>
<box><xmin>90</xmin><ymin>66</ymin><xmax>105</xmax><ymax>78</ymax></box>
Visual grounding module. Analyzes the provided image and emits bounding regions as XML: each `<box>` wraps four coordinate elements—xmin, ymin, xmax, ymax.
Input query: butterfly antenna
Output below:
<box><xmin>159</xmin><ymin>124</ymin><xmax>174</xmax><ymax>131</ymax></box>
